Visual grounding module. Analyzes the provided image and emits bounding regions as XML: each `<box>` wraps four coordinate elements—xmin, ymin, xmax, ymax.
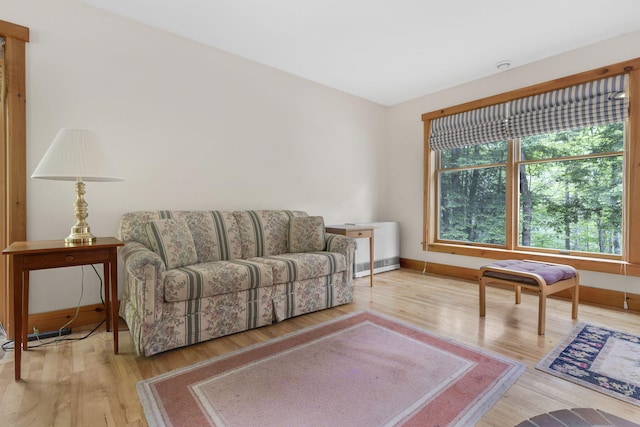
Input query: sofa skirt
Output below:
<box><xmin>122</xmin><ymin>286</ymin><xmax>275</xmax><ymax>356</ymax></box>
<box><xmin>272</xmin><ymin>272</ymin><xmax>353</xmax><ymax>322</ymax></box>
<box><xmin>119</xmin><ymin>271</ymin><xmax>353</xmax><ymax>356</ymax></box>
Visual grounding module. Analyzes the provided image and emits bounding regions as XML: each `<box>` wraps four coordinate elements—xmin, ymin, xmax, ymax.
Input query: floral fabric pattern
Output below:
<box><xmin>271</xmin><ymin>273</ymin><xmax>353</xmax><ymax>321</ymax></box>
<box><xmin>118</xmin><ymin>209</ymin><xmax>356</xmax><ymax>356</ymax></box>
<box><xmin>119</xmin><ymin>211</ymin><xmax>164</xmax><ymax>248</ymax></box>
<box><xmin>164</xmin><ymin>259</ymin><xmax>273</xmax><ymax>303</ymax></box>
<box><xmin>234</xmin><ymin>210</ymin><xmax>307</xmax><ymax>258</ymax></box>
<box><xmin>538</xmin><ymin>323</ymin><xmax>640</xmax><ymax>405</ymax></box>
<box><xmin>289</xmin><ymin>216</ymin><xmax>326</xmax><ymax>252</ymax></box>
<box><xmin>250</xmin><ymin>252</ymin><xmax>346</xmax><ymax>284</ymax></box>
<box><xmin>142</xmin><ymin>288</ymin><xmax>275</xmax><ymax>356</ymax></box>
<box><xmin>172</xmin><ymin>211</ymin><xmax>242</xmax><ymax>262</ymax></box>
<box><xmin>146</xmin><ymin>219</ymin><xmax>198</xmax><ymax>269</ymax></box>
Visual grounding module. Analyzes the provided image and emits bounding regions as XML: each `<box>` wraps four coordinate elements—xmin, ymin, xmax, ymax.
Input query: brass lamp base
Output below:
<box><xmin>65</xmin><ymin>179</ymin><xmax>97</xmax><ymax>245</ymax></box>
<box><xmin>65</xmin><ymin>226</ymin><xmax>96</xmax><ymax>244</ymax></box>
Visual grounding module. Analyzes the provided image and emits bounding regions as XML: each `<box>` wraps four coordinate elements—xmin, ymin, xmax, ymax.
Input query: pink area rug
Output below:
<box><xmin>138</xmin><ymin>311</ymin><xmax>525</xmax><ymax>426</ymax></box>
<box><xmin>536</xmin><ymin>323</ymin><xmax>640</xmax><ymax>406</ymax></box>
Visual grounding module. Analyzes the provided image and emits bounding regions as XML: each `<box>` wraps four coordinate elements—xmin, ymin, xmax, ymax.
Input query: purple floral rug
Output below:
<box><xmin>537</xmin><ymin>323</ymin><xmax>640</xmax><ymax>406</ymax></box>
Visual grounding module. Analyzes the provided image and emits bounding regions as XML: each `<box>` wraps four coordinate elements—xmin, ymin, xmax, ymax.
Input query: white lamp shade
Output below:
<box><xmin>31</xmin><ymin>128</ymin><xmax>123</xmax><ymax>182</ymax></box>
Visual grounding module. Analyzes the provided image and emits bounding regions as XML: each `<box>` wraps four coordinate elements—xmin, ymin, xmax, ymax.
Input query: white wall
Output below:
<box><xmin>3</xmin><ymin>0</ymin><xmax>639</xmax><ymax>315</ymax></box>
<box><xmin>385</xmin><ymin>30</ymin><xmax>640</xmax><ymax>296</ymax></box>
<box><xmin>3</xmin><ymin>0</ymin><xmax>387</xmax><ymax>313</ymax></box>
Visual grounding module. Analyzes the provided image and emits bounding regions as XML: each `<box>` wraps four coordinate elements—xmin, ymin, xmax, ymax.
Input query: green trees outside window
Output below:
<box><xmin>437</xmin><ymin>123</ymin><xmax>624</xmax><ymax>255</ymax></box>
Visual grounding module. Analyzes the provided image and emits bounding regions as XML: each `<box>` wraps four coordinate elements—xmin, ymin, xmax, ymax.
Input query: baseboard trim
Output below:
<box><xmin>26</xmin><ymin>303</ymin><xmax>108</xmax><ymax>335</ymax></box>
<box><xmin>21</xmin><ymin>258</ymin><xmax>639</xmax><ymax>333</ymax></box>
<box><xmin>400</xmin><ymin>258</ymin><xmax>639</xmax><ymax>313</ymax></box>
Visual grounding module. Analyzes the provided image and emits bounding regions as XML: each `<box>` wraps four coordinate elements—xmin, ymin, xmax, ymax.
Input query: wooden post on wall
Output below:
<box><xmin>627</xmin><ymin>68</ymin><xmax>640</xmax><ymax>267</ymax></box>
<box><xmin>0</xmin><ymin>20</ymin><xmax>28</xmax><ymax>339</ymax></box>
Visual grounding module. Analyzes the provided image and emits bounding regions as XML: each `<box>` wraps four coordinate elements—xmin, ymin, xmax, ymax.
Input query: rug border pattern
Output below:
<box><xmin>138</xmin><ymin>310</ymin><xmax>525</xmax><ymax>426</ymax></box>
<box><xmin>536</xmin><ymin>322</ymin><xmax>640</xmax><ymax>407</ymax></box>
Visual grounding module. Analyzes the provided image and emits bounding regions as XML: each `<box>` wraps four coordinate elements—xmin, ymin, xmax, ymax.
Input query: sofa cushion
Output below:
<box><xmin>163</xmin><ymin>259</ymin><xmax>273</xmax><ymax>303</ymax></box>
<box><xmin>119</xmin><ymin>211</ymin><xmax>165</xmax><ymax>248</ymax></box>
<box><xmin>172</xmin><ymin>211</ymin><xmax>243</xmax><ymax>262</ymax></box>
<box><xmin>289</xmin><ymin>216</ymin><xmax>326</xmax><ymax>253</ymax></box>
<box><xmin>251</xmin><ymin>252</ymin><xmax>347</xmax><ymax>284</ymax></box>
<box><xmin>146</xmin><ymin>218</ymin><xmax>198</xmax><ymax>269</ymax></box>
<box><xmin>234</xmin><ymin>210</ymin><xmax>307</xmax><ymax>258</ymax></box>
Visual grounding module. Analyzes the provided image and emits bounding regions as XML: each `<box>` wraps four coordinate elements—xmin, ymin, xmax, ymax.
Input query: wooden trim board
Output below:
<box><xmin>400</xmin><ymin>258</ymin><xmax>639</xmax><ymax>313</ymax></box>
<box><xmin>29</xmin><ymin>257</ymin><xmax>638</xmax><ymax>333</ymax></box>
<box><xmin>27</xmin><ymin>303</ymin><xmax>108</xmax><ymax>335</ymax></box>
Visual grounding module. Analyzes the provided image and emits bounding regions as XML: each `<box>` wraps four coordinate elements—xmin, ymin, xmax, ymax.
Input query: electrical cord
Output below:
<box><xmin>1</xmin><ymin>320</ymin><xmax>106</xmax><ymax>351</ymax></box>
<box><xmin>1</xmin><ymin>263</ymin><xmax>107</xmax><ymax>352</ymax></box>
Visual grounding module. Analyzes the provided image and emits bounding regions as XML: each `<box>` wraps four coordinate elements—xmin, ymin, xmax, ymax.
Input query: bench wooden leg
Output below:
<box><xmin>515</xmin><ymin>285</ymin><xmax>521</xmax><ymax>304</ymax></box>
<box><xmin>571</xmin><ymin>282</ymin><xmax>579</xmax><ymax>319</ymax></box>
<box><xmin>538</xmin><ymin>294</ymin><xmax>546</xmax><ymax>335</ymax></box>
<box><xmin>479</xmin><ymin>278</ymin><xmax>486</xmax><ymax>317</ymax></box>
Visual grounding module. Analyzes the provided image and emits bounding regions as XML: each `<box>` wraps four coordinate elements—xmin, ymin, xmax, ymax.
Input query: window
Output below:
<box><xmin>438</xmin><ymin>141</ymin><xmax>507</xmax><ymax>246</ymax></box>
<box><xmin>518</xmin><ymin>125</ymin><xmax>623</xmax><ymax>255</ymax></box>
<box><xmin>436</xmin><ymin>124</ymin><xmax>623</xmax><ymax>256</ymax></box>
<box><xmin>422</xmin><ymin>59</ymin><xmax>640</xmax><ymax>274</ymax></box>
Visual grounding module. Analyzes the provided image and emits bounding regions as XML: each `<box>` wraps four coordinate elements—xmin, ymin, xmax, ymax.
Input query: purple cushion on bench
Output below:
<box><xmin>482</xmin><ymin>260</ymin><xmax>576</xmax><ymax>285</ymax></box>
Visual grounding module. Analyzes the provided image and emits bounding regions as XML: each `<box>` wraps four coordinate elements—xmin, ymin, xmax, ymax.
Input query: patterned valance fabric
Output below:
<box><xmin>429</xmin><ymin>103</ymin><xmax>509</xmax><ymax>151</ymax></box>
<box><xmin>429</xmin><ymin>74</ymin><xmax>629</xmax><ymax>151</ymax></box>
<box><xmin>508</xmin><ymin>74</ymin><xmax>628</xmax><ymax>139</ymax></box>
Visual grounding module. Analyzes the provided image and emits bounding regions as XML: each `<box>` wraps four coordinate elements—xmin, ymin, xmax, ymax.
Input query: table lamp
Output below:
<box><xmin>31</xmin><ymin>128</ymin><xmax>123</xmax><ymax>244</ymax></box>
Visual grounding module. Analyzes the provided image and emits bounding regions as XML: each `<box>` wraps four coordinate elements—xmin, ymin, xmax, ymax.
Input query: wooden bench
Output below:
<box><xmin>479</xmin><ymin>260</ymin><xmax>579</xmax><ymax>335</ymax></box>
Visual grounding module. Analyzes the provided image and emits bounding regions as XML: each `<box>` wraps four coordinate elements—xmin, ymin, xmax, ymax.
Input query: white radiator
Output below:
<box><xmin>352</xmin><ymin>221</ymin><xmax>400</xmax><ymax>277</ymax></box>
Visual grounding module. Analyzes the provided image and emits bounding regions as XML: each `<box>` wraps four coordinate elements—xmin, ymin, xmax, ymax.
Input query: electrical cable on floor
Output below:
<box><xmin>1</xmin><ymin>264</ymin><xmax>107</xmax><ymax>352</ymax></box>
<box><xmin>1</xmin><ymin>320</ymin><xmax>106</xmax><ymax>351</ymax></box>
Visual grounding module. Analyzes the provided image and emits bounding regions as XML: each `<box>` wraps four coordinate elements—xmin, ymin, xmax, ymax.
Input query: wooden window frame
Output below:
<box><xmin>422</xmin><ymin>58</ymin><xmax>640</xmax><ymax>277</ymax></box>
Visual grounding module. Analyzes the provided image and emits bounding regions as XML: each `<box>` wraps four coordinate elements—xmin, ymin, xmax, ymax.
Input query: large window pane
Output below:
<box><xmin>439</xmin><ymin>166</ymin><xmax>506</xmax><ymax>245</ymax></box>
<box><xmin>440</xmin><ymin>141</ymin><xmax>508</xmax><ymax>168</ymax></box>
<box><xmin>520</xmin><ymin>123</ymin><xmax>623</xmax><ymax>161</ymax></box>
<box><xmin>519</xmin><ymin>156</ymin><xmax>623</xmax><ymax>254</ymax></box>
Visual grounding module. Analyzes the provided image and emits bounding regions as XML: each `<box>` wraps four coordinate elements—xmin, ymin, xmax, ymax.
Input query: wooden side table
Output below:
<box><xmin>2</xmin><ymin>237</ymin><xmax>124</xmax><ymax>380</ymax></box>
<box><xmin>325</xmin><ymin>225</ymin><xmax>374</xmax><ymax>287</ymax></box>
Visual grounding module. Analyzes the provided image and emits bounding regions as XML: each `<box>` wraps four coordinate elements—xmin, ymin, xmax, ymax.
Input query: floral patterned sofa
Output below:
<box><xmin>118</xmin><ymin>210</ymin><xmax>356</xmax><ymax>356</ymax></box>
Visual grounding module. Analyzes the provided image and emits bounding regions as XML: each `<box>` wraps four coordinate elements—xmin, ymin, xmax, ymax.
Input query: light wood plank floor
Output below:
<box><xmin>1</xmin><ymin>268</ymin><xmax>639</xmax><ymax>426</ymax></box>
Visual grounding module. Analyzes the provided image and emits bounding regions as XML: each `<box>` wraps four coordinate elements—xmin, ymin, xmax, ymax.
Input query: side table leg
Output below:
<box><xmin>22</xmin><ymin>272</ymin><xmax>29</xmax><ymax>351</ymax></box>
<box><xmin>109</xmin><ymin>249</ymin><xmax>119</xmax><ymax>354</ymax></box>
<box><xmin>103</xmin><ymin>262</ymin><xmax>111</xmax><ymax>333</ymax></box>
<box><xmin>12</xmin><ymin>255</ymin><xmax>23</xmax><ymax>381</ymax></box>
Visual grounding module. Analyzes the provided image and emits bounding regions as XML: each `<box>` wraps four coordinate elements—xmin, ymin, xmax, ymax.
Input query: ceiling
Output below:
<box><xmin>82</xmin><ymin>0</ymin><xmax>640</xmax><ymax>106</ymax></box>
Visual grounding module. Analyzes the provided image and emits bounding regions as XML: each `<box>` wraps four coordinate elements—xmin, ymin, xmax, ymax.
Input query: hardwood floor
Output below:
<box><xmin>1</xmin><ymin>268</ymin><xmax>639</xmax><ymax>426</ymax></box>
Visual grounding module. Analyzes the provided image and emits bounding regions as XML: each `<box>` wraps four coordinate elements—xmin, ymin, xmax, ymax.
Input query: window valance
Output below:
<box><xmin>428</xmin><ymin>74</ymin><xmax>629</xmax><ymax>151</ymax></box>
<box><xmin>429</xmin><ymin>103</ymin><xmax>509</xmax><ymax>151</ymax></box>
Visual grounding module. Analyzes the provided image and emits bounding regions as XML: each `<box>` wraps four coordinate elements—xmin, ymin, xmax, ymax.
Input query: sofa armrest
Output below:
<box><xmin>119</xmin><ymin>241</ymin><xmax>167</xmax><ymax>324</ymax></box>
<box><xmin>326</xmin><ymin>233</ymin><xmax>357</xmax><ymax>281</ymax></box>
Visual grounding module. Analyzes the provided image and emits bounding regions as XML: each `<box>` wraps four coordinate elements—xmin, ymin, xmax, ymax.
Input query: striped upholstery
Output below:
<box><xmin>250</xmin><ymin>252</ymin><xmax>347</xmax><ymax>284</ymax></box>
<box><xmin>132</xmin><ymin>288</ymin><xmax>277</xmax><ymax>355</ymax></box>
<box><xmin>118</xmin><ymin>209</ymin><xmax>357</xmax><ymax>356</ymax></box>
<box><xmin>119</xmin><ymin>210</ymin><xmax>242</xmax><ymax>262</ymax></box>
<box><xmin>119</xmin><ymin>211</ymin><xmax>164</xmax><ymax>248</ymax></box>
<box><xmin>171</xmin><ymin>211</ymin><xmax>242</xmax><ymax>262</ymax></box>
<box><xmin>272</xmin><ymin>274</ymin><xmax>354</xmax><ymax>321</ymax></box>
<box><xmin>233</xmin><ymin>210</ymin><xmax>307</xmax><ymax>258</ymax></box>
<box><xmin>163</xmin><ymin>259</ymin><xmax>273</xmax><ymax>303</ymax></box>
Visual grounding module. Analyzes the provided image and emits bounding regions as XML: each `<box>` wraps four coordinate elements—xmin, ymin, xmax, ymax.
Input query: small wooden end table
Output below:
<box><xmin>325</xmin><ymin>225</ymin><xmax>374</xmax><ymax>287</ymax></box>
<box><xmin>2</xmin><ymin>237</ymin><xmax>124</xmax><ymax>380</ymax></box>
